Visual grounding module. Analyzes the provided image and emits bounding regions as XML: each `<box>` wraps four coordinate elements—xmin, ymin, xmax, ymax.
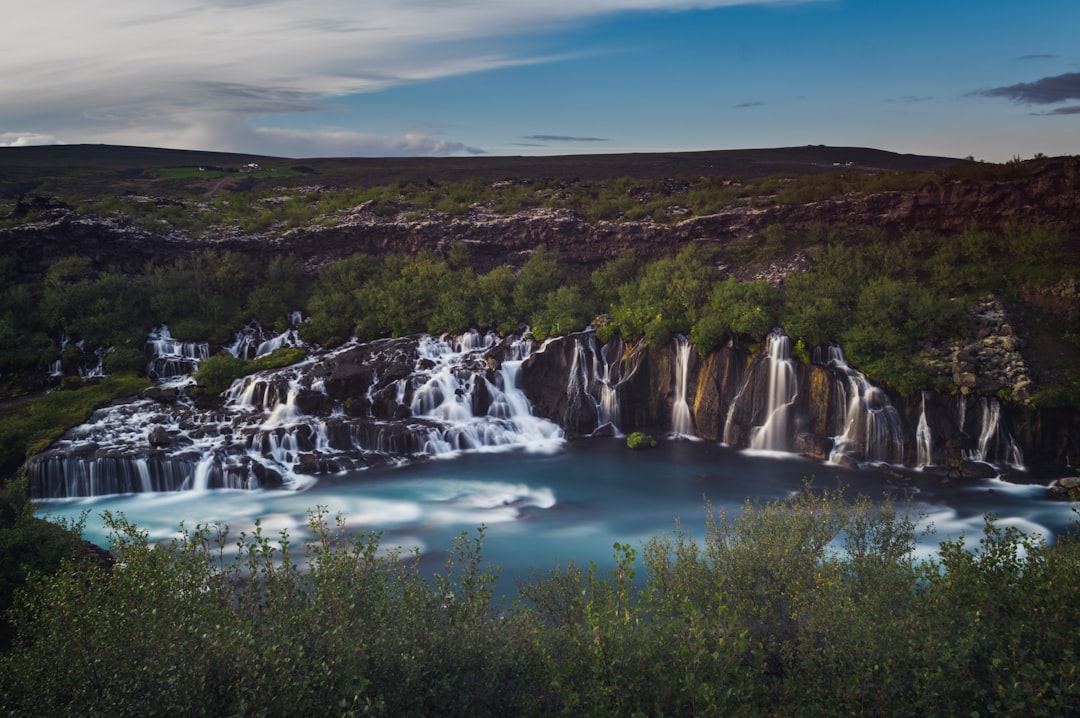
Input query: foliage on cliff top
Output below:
<box><xmin>2</xmin><ymin>213</ymin><xmax>1078</xmax><ymax>410</ymax></box>
<box><xmin>2</xmin><ymin>489</ymin><xmax>1078</xmax><ymax>716</ymax></box>
<box><xmin>0</xmin><ymin>143</ymin><xmax>958</xmax><ymax>199</ymax></box>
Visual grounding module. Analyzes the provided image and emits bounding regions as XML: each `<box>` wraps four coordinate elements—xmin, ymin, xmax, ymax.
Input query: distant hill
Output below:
<box><xmin>0</xmin><ymin>143</ymin><xmax>960</xmax><ymax>197</ymax></box>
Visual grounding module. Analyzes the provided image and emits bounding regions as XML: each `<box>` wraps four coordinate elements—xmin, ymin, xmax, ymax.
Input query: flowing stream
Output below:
<box><xmin>37</xmin><ymin>438</ymin><xmax>1074</xmax><ymax>597</ymax></box>
<box><xmin>31</xmin><ymin>327</ymin><xmax>1072</xmax><ymax>597</ymax></box>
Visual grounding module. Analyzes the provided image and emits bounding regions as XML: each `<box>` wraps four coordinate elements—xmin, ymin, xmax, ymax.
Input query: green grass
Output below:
<box><xmin>146</xmin><ymin>165</ymin><xmax>302</xmax><ymax>181</ymax></box>
<box><xmin>0</xmin><ymin>374</ymin><xmax>151</xmax><ymax>476</ymax></box>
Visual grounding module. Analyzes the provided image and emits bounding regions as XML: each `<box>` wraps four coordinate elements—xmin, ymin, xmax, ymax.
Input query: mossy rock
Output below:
<box><xmin>626</xmin><ymin>431</ymin><xmax>657</xmax><ymax>450</ymax></box>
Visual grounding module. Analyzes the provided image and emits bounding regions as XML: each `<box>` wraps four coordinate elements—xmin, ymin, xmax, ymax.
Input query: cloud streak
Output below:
<box><xmin>523</xmin><ymin>135</ymin><xmax>611</xmax><ymax>142</ymax></box>
<box><xmin>1</xmin><ymin>0</ymin><xmax>816</xmax><ymax>157</ymax></box>
<box><xmin>982</xmin><ymin>72</ymin><xmax>1080</xmax><ymax>104</ymax></box>
<box><xmin>0</xmin><ymin>133</ymin><xmax>63</xmax><ymax>147</ymax></box>
<box><xmin>1032</xmin><ymin>105</ymin><xmax>1080</xmax><ymax>116</ymax></box>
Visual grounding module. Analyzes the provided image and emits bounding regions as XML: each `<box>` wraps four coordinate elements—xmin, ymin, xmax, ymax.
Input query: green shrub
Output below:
<box><xmin>193</xmin><ymin>348</ymin><xmax>307</xmax><ymax>396</ymax></box>
<box><xmin>626</xmin><ymin>431</ymin><xmax>657</xmax><ymax>450</ymax></box>
<box><xmin>0</xmin><ymin>476</ymin><xmax>95</xmax><ymax>652</ymax></box>
<box><xmin>2</xmin><ymin>491</ymin><xmax>1079</xmax><ymax>716</ymax></box>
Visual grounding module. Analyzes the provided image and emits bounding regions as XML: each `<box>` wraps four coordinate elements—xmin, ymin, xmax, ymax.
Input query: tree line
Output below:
<box><xmin>3</xmin><ymin>221</ymin><xmax>1075</xmax><ymax>401</ymax></box>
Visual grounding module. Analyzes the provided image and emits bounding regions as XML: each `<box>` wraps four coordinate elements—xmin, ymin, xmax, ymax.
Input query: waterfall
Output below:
<box><xmin>748</xmin><ymin>331</ymin><xmax>798</xmax><ymax>452</ymax></box>
<box><xmin>78</xmin><ymin>344</ymin><xmax>112</xmax><ymax>379</ymax></box>
<box><xmin>146</xmin><ymin>325</ymin><xmax>210</xmax><ymax>381</ymax></box>
<box><xmin>670</xmin><ymin>335</ymin><xmax>695</xmax><ymax>437</ymax></box>
<box><xmin>227</xmin><ymin>316</ymin><xmax>306</xmax><ymax>360</ymax></box>
<box><xmin>596</xmin><ymin>340</ymin><xmax>622</xmax><ymax>430</ymax></box>
<box><xmin>565</xmin><ymin>335</ymin><xmax>618</xmax><ymax>435</ymax></box>
<box><xmin>28</xmin><ymin>330</ymin><xmax>563</xmax><ymax>499</ymax></box>
<box><xmin>963</xmin><ymin>396</ymin><xmax>1024</xmax><ymax>470</ymax></box>
<box><xmin>817</xmin><ymin>346</ymin><xmax>905</xmax><ymax>465</ymax></box>
<box><xmin>915</xmin><ymin>392</ymin><xmax>933</xmax><ymax>468</ymax></box>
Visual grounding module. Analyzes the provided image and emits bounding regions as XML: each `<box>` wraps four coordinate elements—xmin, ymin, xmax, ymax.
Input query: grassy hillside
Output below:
<box><xmin>0</xmin><ymin>143</ymin><xmax>958</xmax><ymax>198</ymax></box>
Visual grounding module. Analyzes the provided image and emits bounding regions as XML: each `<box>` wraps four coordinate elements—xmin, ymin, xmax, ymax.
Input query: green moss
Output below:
<box><xmin>0</xmin><ymin>374</ymin><xmax>151</xmax><ymax>476</ymax></box>
<box><xmin>626</xmin><ymin>431</ymin><xmax>657</xmax><ymax>450</ymax></box>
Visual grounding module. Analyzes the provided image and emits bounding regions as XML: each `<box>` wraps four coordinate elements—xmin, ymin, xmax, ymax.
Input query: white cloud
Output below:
<box><xmin>0</xmin><ymin>132</ymin><xmax>62</xmax><ymax>147</ymax></box>
<box><xmin>0</xmin><ymin>0</ymin><xmax>814</xmax><ymax>156</ymax></box>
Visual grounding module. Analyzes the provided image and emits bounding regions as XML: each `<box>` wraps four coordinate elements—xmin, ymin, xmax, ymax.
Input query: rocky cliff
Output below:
<box><xmin>4</xmin><ymin>157</ymin><xmax>1079</xmax><ymax>276</ymax></box>
<box><xmin>518</xmin><ymin>332</ymin><xmax>1080</xmax><ymax>473</ymax></box>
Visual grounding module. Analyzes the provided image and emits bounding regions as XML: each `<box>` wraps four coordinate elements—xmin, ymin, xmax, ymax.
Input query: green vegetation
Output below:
<box><xmin>0</xmin><ymin>155</ymin><xmax>976</xmax><ymax>234</ymax></box>
<box><xmin>2</xmin><ymin>217</ymin><xmax>1077</xmax><ymax>412</ymax></box>
<box><xmin>0</xmin><ymin>477</ymin><xmax>98</xmax><ymax>651</ymax></box>
<box><xmin>626</xmin><ymin>431</ymin><xmax>657</xmax><ymax>450</ymax></box>
<box><xmin>2</xmin><ymin>488</ymin><xmax>1077</xmax><ymax>716</ymax></box>
<box><xmin>192</xmin><ymin>347</ymin><xmax>308</xmax><ymax>395</ymax></box>
<box><xmin>0</xmin><ymin>375</ymin><xmax>151</xmax><ymax>477</ymax></box>
<box><xmin>145</xmin><ymin>164</ymin><xmax>302</xmax><ymax>181</ymax></box>
<box><xmin>2</xmin><ymin>156</ymin><xmax>1080</xmax><ymax>479</ymax></box>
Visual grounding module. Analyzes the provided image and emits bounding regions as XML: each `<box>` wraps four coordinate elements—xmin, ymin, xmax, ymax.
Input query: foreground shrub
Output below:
<box><xmin>2</xmin><ymin>489</ymin><xmax>1078</xmax><ymax>716</ymax></box>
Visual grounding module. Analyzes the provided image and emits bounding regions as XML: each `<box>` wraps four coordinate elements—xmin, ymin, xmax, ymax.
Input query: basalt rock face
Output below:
<box><xmin>518</xmin><ymin>331</ymin><xmax>1080</xmax><ymax>471</ymax></box>
<box><xmin>778</xmin><ymin>158</ymin><xmax>1080</xmax><ymax>237</ymax></box>
<box><xmin>0</xmin><ymin>209</ymin><xmax>190</xmax><ymax>277</ymax></box>
<box><xmin>278</xmin><ymin>160</ymin><xmax>1080</xmax><ymax>273</ymax></box>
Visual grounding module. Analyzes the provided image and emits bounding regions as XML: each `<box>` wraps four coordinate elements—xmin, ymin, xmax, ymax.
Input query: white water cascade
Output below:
<box><xmin>27</xmin><ymin>330</ymin><xmax>564</xmax><ymax>499</ymax></box>
<box><xmin>564</xmin><ymin>334</ymin><xmax>622</xmax><ymax>435</ymax></box>
<box><xmin>961</xmin><ymin>396</ymin><xmax>1025</xmax><ymax>470</ymax></box>
<box><xmin>146</xmin><ymin>325</ymin><xmax>211</xmax><ymax>382</ymax></box>
<box><xmin>670</xmin><ymin>335</ymin><xmax>695</xmax><ymax>437</ymax></box>
<box><xmin>822</xmin><ymin>346</ymin><xmax>905</xmax><ymax>466</ymax></box>
<box><xmin>915</xmin><ymin>392</ymin><xmax>934</xmax><ymax>468</ymax></box>
<box><xmin>228</xmin><ymin>314</ymin><xmax>306</xmax><ymax>360</ymax></box>
<box><xmin>748</xmin><ymin>331</ymin><xmax>798</xmax><ymax>452</ymax></box>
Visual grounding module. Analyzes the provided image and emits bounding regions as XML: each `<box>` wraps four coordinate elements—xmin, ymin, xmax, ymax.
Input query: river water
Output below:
<box><xmin>36</xmin><ymin>437</ymin><xmax>1075</xmax><ymax>597</ymax></box>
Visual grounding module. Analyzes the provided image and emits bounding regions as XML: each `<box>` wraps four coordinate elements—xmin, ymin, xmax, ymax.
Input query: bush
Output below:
<box><xmin>193</xmin><ymin>348</ymin><xmax>307</xmax><ymax>396</ymax></box>
<box><xmin>2</xmin><ymin>492</ymin><xmax>1079</xmax><ymax>715</ymax></box>
<box><xmin>626</xmin><ymin>431</ymin><xmax>657</xmax><ymax>450</ymax></box>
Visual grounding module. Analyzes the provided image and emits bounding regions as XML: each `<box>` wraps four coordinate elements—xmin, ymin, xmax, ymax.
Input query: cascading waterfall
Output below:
<box><xmin>146</xmin><ymin>325</ymin><xmax>210</xmax><ymax>381</ymax></box>
<box><xmin>822</xmin><ymin>346</ymin><xmax>906</xmax><ymax>465</ymax></box>
<box><xmin>227</xmin><ymin>315</ymin><xmax>306</xmax><ymax>360</ymax></box>
<box><xmin>596</xmin><ymin>340</ymin><xmax>622</xmax><ymax>430</ymax></box>
<box><xmin>962</xmin><ymin>396</ymin><xmax>1024</xmax><ymax>469</ymax></box>
<box><xmin>77</xmin><ymin>343</ymin><xmax>112</xmax><ymax>379</ymax></box>
<box><xmin>670</xmin><ymin>335</ymin><xmax>695</xmax><ymax>437</ymax></box>
<box><xmin>748</xmin><ymin>331</ymin><xmax>798</xmax><ymax>452</ymax></box>
<box><xmin>915</xmin><ymin>392</ymin><xmax>933</xmax><ymax>468</ymax></box>
<box><xmin>28</xmin><ymin>330</ymin><xmax>563</xmax><ymax>499</ymax></box>
<box><xmin>565</xmin><ymin>335</ymin><xmax>616</xmax><ymax>434</ymax></box>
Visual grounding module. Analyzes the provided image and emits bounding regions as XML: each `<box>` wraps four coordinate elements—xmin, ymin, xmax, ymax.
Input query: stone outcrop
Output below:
<box><xmin>935</xmin><ymin>297</ymin><xmax>1033</xmax><ymax>401</ymax></box>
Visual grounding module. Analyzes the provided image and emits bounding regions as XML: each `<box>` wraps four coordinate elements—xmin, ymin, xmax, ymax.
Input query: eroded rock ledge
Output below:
<box><xmin>3</xmin><ymin>157</ymin><xmax>1079</xmax><ymax>277</ymax></box>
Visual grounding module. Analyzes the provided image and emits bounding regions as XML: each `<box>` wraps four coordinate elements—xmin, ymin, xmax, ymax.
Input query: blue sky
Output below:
<box><xmin>2</xmin><ymin>0</ymin><xmax>1077</xmax><ymax>160</ymax></box>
